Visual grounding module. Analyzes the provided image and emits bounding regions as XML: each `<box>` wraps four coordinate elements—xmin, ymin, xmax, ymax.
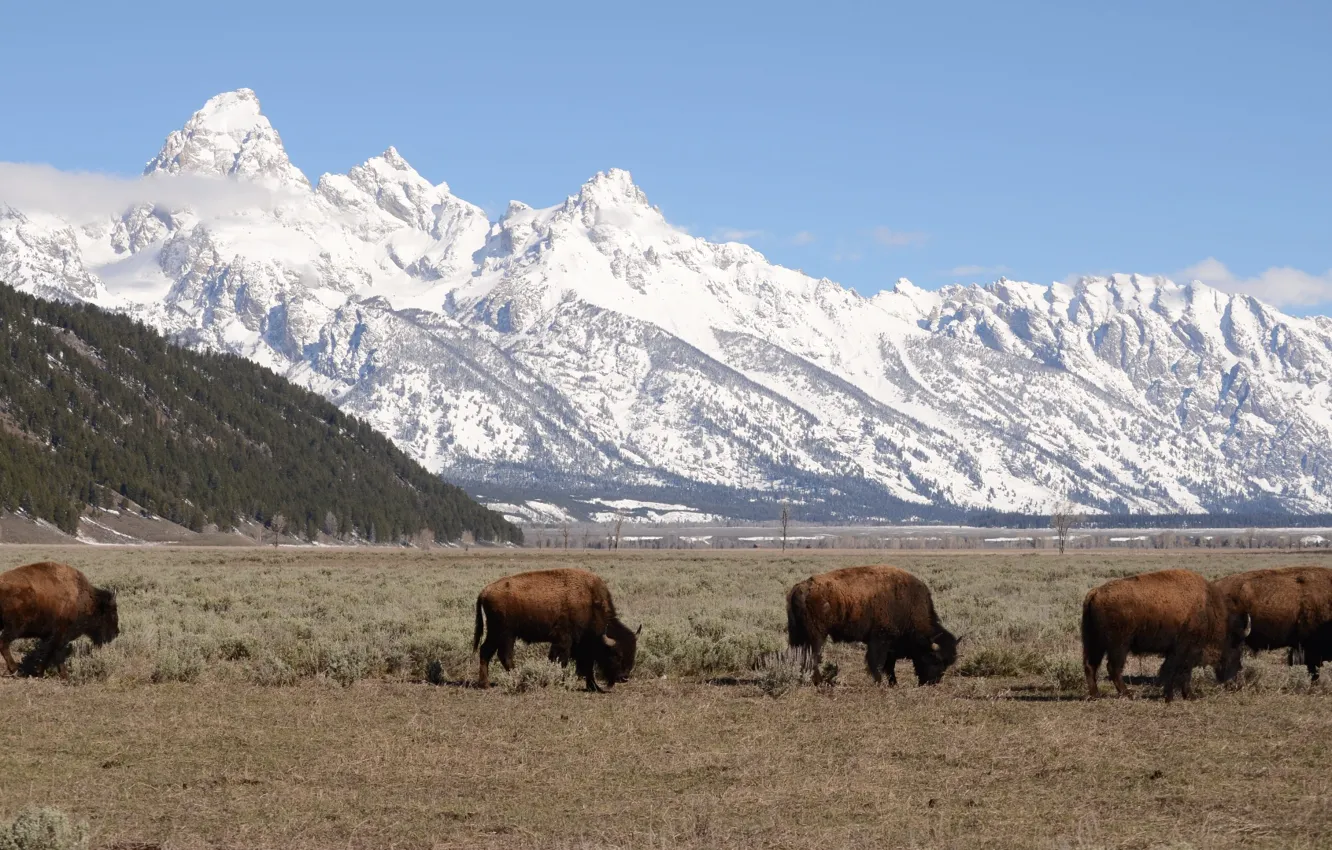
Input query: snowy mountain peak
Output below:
<box><xmin>143</xmin><ymin>89</ymin><xmax>310</xmax><ymax>189</ymax></box>
<box><xmin>312</xmin><ymin>145</ymin><xmax>486</xmax><ymax>245</ymax></box>
<box><xmin>572</xmin><ymin>168</ymin><xmax>650</xmax><ymax>210</ymax></box>
<box><xmin>357</xmin><ymin>147</ymin><xmax>425</xmax><ymax>184</ymax></box>
<box><xmin>183</xmin><ymin>88</ymin><xmax>264</xmax><ymax>133</ymax></box>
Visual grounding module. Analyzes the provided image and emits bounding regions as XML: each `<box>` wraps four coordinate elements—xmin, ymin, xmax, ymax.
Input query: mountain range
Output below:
<box><xmin>3</xmin><ymin>88</ymin><xmax>1330</xmax><ymax>522</ymax></box>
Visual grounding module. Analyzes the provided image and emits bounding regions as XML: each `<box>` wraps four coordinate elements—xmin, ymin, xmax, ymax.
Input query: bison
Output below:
<box><xmin>786</xmin><ymin>565</ymin><xmax>958</xmax><ymax>686</ymax></box>
<box><xmin>1213</xmin><ymin>566</ymin><xmax>1332</xmax><ymax>682</ymax></box>
<box><xmin>473</xmin><ymin>568</ymin><xmax>639</xmax><ymax>692</ymax></box>
<box><xmin>0</xmin><ymin>561</ymin><xmax>119</xmax><ymax>678</ymax></box>
<box><xmin>1081</xmin><ymin>568</ymin><xmax>1249</xmax><ymax>702</ymax></box>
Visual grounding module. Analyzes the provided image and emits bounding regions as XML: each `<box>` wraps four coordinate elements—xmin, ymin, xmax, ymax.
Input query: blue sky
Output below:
<box><xmin>2</xmin><ymin>1</ymin><xmax>1329</xmax><ymax>309</ymax></box>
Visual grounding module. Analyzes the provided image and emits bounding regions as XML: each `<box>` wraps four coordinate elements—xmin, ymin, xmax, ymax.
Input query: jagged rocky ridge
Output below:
<box><xmin>3</xmin><ymin>88</ymin><xmax>1331</xmax><ymax>520</ymax></box>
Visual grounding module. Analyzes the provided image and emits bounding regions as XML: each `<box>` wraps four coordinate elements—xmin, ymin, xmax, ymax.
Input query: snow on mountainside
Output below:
<box><xmin>3</xmin><ymin>88</ymin><xmax>1331</xmax><ymax>520</ymax></box>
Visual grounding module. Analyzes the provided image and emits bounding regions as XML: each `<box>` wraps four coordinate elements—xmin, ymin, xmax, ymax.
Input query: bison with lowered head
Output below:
<box><xmin>1082</xmin><ymin>568</ymin><xmax>1248</xmax><ymax>702</ymax></box>
<box><xmin>473</xmin><ymin>568</ymin><xmax>639</xmax><ymax>692</ymax></box>
<box><xmin>786</xmin><ymin>565</ymin><xmax>958</xmax><ymax>686</ymax></box>
<box><xmin>0</xmin><ymin>561</ymin><xmax>119</xmax><ymax>678</ymax></box>
<box><xmin>1213</xmin><ymin>566</ymin><xmax>1332</xmax><ymax>682</ymax></box>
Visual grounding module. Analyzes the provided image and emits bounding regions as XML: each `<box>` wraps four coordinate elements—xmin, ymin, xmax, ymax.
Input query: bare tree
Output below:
<box><xmin>1246</xmin><ymin>527</ymin><xmax>1258</xmax><ymax>550</ymax></box>
<box><xmin>780</xmin><ymin>501</ymin><xmax>791</xmax><ymax>552</ymax></box>
<box><xmin>461</xmin><ymin>529</ymin><xmax>475</xmax><ymax>552</ymax></box>
<box><xmin>612</xmin><ymin>514</ymin><xmax>625</xmax><ymax>550</ymax></box>
<box><xmin>268</xmin><ymin>513</ymin><xmax>287</xmax><ymax>547</ymax></box>
<box><xmin>1049</xmin><ymin>499</ymin><xmax>1083</xmax><ymax>555</ymax></box>
<box><xmin>560</xmin><ymin>524</ymin><xmax>570</xmax><ymax>549</ymax></box>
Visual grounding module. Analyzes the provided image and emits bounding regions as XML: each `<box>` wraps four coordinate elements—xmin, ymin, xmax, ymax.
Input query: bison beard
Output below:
<box><xmin>1081</xmin><ymin>569</ymin><xmax>1249</xmax><ymax>702</ymax></box>
<box><xmin>472</xmin><ymin>568</ymin><xmax>638</xmax><ymax>692</ymax></box>
<box><xmin>786</xmin><ymin>566</ymin><xmax>958</xmax><ymax>687</ymax></box>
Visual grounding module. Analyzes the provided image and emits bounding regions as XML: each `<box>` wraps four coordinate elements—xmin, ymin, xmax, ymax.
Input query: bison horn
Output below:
<box><xmin>1242</xmin><ymin>614</ymin><xmax>1252</xmax><ymax>639</ymax></box>
<box><xmin>603</xmin><ymin>635</ymin><xmax>618</xmax><ymax>648</ymax></box>
<box><xmin>636</xmin><ymin>624</ymin><xmax>643</xmax><ymax>636</ymax></box>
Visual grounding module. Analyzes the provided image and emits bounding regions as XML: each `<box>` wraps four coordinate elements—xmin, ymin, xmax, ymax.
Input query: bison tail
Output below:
<box><xmin>472</xmin><ymin>596</ymin><xmax>485</xmax><ymax>653</ymax></box>
<box><xmin>1080</xmin><ymin>594</ymin><xmax>1104</xmax><ymax>668</ymax></box>
<box><xmin>786</xmin><ymin>582</ymin><xmax>811</xmax><ymax>651</ymax></box>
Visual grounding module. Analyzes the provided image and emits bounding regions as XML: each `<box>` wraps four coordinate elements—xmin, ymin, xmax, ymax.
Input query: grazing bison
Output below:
<box><xmin>0</xmin><ymin>561</ymin><xmax>119</xmax><ymax>678</ymax></box>
<box><xmin>1213</xmin><ymin>566</ymin><xmax>1332</xmax><ymax>682</ymax></box>
<box><xmin>1081</xmin><ymin>569</ymin><xmax>1248</xmax><ymax>702</ymax></box>
<box><xmin>786</xmin><ymin>565</ymin><xmax>958</xmax><ymax>686</ymax></box>
<box><xmin>473</xmin><ymin>568</ymin><xmax>639</xmax><ymax>692</ymax></box>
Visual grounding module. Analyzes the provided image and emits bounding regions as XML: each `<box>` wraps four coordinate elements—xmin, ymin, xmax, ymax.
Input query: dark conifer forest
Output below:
<box><xmin>0</xmin><ymin>283</ymin><xmax>521</xmax><ymax>544</ymax></box>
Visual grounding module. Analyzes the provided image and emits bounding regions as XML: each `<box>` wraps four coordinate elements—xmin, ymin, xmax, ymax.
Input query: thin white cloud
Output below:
<box><xmin>791</xmin><ymin>230</ymin><xmax>816</xmax><ymax>246</ymax></box>
<box><xmin>0</xmin><ymin>162</ymin><xmax>295</xmax><ymax>220</ymax></box>
<box><xmin>872</xmin><ymin>227</ymin><xmax>928</xmax><ymax>248</ymax></box>
<box><xmin>1179</xmin><ymin>257</ymin><xmax>1332</xmax><ymax>308</ymax></box>
<box><xmin>950</xmin><ymin>264</ymin><xmax>1011</xmax><ymax>278</ymax></box>
<box><xmin>713</xmin><ymin>228</ymin><xmax>765</xmax><ymax>242</ymax></box>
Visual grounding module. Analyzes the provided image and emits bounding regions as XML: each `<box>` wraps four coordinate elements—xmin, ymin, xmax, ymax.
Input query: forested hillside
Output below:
<box><xmin>0</xmin><ymin>283</ymin><xmax>521</xmax><ymax>544</ymax></box>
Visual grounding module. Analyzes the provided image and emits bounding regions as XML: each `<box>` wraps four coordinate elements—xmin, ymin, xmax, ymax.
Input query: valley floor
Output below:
<box><xmin>0</xmin><ymin>547</ymin><xmax>1329</xmax><ymax>848</ymax></box>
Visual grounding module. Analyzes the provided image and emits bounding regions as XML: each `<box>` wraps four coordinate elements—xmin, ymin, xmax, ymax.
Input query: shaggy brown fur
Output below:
<box><xmin>786</xmin><ymin>565</ymin><xmax>957</xmax><ymax>686</ymax></box>
<box><xmin>0</xmin><ymin>561</ymin><xmax>119</xmax><ymax>678</ymax></box>
<box><xmin>1082</xmin><ymin>569</ymin><xmax>1248</xmax><ymax>702</ymax></box>
<box><xmin>1213</xmin><ymin>566</ymin><xmax>1332</xmax><ymax>682</ymax></box>
<box><xmin>472</xmin><ymin>568</ymin><xmax>638</xmax><ymax>692</ymax></box>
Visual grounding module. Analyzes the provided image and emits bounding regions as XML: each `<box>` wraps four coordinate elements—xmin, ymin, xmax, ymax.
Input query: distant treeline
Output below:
<box><xmin>0</xmin><ymin>283</ymin><xmax>521</xmax><ymax>544</ymax></box>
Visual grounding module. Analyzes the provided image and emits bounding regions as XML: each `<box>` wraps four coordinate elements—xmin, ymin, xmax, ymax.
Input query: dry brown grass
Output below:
<box><xmin>1</xmin><ymin>546</ymin><xmax>1330</xmax><ymax>849</ymax></box>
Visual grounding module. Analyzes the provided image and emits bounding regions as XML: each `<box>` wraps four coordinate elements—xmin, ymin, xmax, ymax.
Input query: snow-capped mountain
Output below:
<box><xmin>4</xmin><ymin>88</ymin><xmax>1331</xmax><ymax>520</ymax></box>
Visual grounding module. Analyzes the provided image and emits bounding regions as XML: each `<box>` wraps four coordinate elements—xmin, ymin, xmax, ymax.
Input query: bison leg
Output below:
<box><xmin>1106</xmin><ymin>646</ymin><xmax>1131</xmax><ymax>698</ymax></box>
<box><xmin>573</xmin><ymin>643</ymin><xmax>603</xmax><ymax>693</ymax></box>
<box><xmin>1158</xmin><ymin>653</ymin><xmax>1191</xmax><ymax>703</ymax></box>
<box><xmin>477</xmin><ymin>630</ymin><xmax>504</xmax><ymax>688</ymax></box>
<box><xmin>805</xmin><ymin>638</ymin><xmax>827</xmax><ymax>685</ymax></box>
<box><xmin>865</xmin><ymin>639</ymin><xmax>889</xmax><ymax>685</ymax></box>
<box><xmin>0</xmin><ymin>635</ymin><xmax>17</xmax><ymax>675</ymax></box>
<box><xmin>1083</xmin><ymin>635</ymin><xmax>1106</xmax><ymax>699</ymax></box>
<box><xmin>548</xmin><ymin>637</ymin><xmax>573</xmax><ymax>667</ymax></box>
<box><xmin>885</xmin><ymin>654</ymin><xmax>898</xmax><ymax>687</ymax></box>
<box><xmin>17</xmin><ymin>638</ymin><xmax>58</xmax><ymax>678</ymax></box>
<box><xmin>497</xmin><ymin>634</ymin><xmax>516</xmax><ymax>672</ymax></box>
<box><xmin>1083</xmin><ymin>661</ymin><xmax>1098</xmax><ymax>698</ymax></box>
<box><xmin>55</xmin><ymin>641</ymin><xmax>73</xmax><ymax>681</ymax></box>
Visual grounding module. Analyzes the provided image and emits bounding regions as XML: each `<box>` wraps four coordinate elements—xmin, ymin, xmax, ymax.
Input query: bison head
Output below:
<box><xmin>89</xmin><ymin>587</ymin><xmax>120</xmax><ymax>646</ymax></box>
<box><xmin>911</xmin><ymin>629</ymin><xmax>958</xmax><ymax>685</ymax></box>
<box><xmin>1213</xmin><ymin>612</ymin><xmax>1252</xmax><ymax>684</ymax></box>
<box><xmin>598</xmin><ymin>620</ymin><xmax>641</xmax><ymax>683</ymax></box>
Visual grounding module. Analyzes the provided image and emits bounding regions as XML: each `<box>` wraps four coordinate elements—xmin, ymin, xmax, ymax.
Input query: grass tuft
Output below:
<box><xmin>0</xmin><ymin>808</ymin><xmax>88</xmax><ymax>850</ymax></box>
<box><xmin>958</xmin><ymin>644</ymin><xmax>1045</xmax><ymax>678</ymax></box>
<box><xmin>494</xmin><ymin>659</ymin><xmax>574</xmax><ymax>694</ymax></box>
<box><xmin>753</xmin><ymin>651</ymin><xmax>805</xmax><ymax>698</ymax></box>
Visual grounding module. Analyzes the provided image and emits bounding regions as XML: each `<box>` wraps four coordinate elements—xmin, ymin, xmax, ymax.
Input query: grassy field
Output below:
<box><xmin>1</xmin><ymin>546</ymin><xmax>1330</xmax><ymax>849</ymax></box>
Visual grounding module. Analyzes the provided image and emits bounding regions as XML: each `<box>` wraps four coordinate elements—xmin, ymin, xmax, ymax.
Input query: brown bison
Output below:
<box><xmin>786</xmin><ymin>565</ymin><xmax>958</xmax><ymax>686</ymax></box>
<box><xmin>1082</xmin><ymin>569</ymin><xmax>1249</xmax><ymax>702</ymax></box>
<box><xmin>473</xmin><ymin>568</ymin><xmax>639</xmax><ymax>692</ymax></box>
<box><xmin>0</xmin><ymin>561</ymin><xmax>119</xmax><ymax>678</ymax></box>
<box><xmin>1213</xmin><ymin>566</ymin><xmax>1332</xmax><ymax>682</ymax></box>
